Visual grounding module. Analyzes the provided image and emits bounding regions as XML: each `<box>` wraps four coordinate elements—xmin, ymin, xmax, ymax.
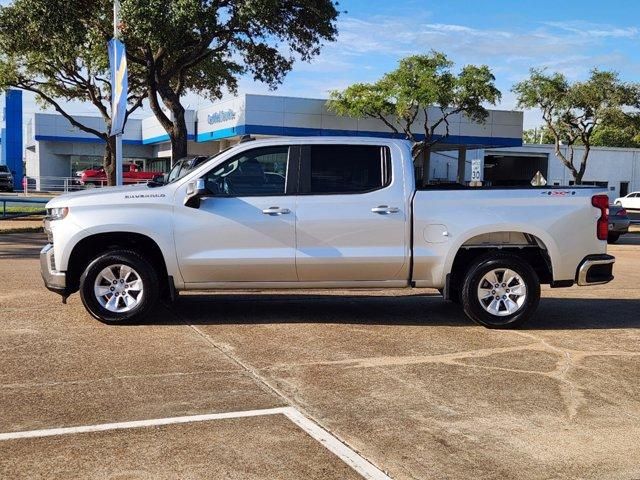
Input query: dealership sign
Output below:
<box><xmin>207</xmin><ymin>109</ymin><xmax>236</xmax><ymax>125</ymax></box>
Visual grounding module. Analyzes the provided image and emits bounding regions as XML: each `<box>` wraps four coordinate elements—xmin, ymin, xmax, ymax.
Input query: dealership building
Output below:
<box><xmin>2</xmin><ymin>88</ymin><xmax>639</xmax><ymax>199</ymax></box>
<box><xmin>2</xmin><ymin>91</ymin><xmax>523</xmax><ymax>190</ymax></box>
<box><xmin>483</xmin><ymin>144</ymin><xmax>640</xmax><ymax>199</ymax></box>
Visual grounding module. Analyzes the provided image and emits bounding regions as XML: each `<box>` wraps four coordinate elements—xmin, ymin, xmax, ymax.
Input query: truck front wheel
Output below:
<box><xmin>460</xmin><ymin>253</ymin><xmax>540</xmax><ymax>329</ymax></box>
<box><xmin>79</xmin><ymin>250</ymin><xmax>159</xmax><ymax>324</ymax></box>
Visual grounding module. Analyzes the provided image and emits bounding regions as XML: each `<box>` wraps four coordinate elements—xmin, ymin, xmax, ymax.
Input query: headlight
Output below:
<box><xmin>47</xmin><ymin>207</ymin><xmax>69</xmax><ymax>220</ymax></box>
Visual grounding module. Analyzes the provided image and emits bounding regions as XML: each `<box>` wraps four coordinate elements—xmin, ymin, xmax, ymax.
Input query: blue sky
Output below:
<box><xmin>9</xmin><ymin>0</ymin><xmax>640</xmax><ymax>128</ymax></box>
<box><xmin>248</xmin><ymin>0</ymin><xmax>640</xmax><ymax>128</ymax></box>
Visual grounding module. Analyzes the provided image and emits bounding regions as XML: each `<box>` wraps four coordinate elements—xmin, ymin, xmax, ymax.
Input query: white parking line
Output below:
<box><xmin>0</xmin><ymin>406</ymin><xmax>391</xmax><ymax>480</ymax></box>
<box><xmin>281</xmin><ymin>408</ymin><xmax>390</xmax><ymax>480</ymax></box>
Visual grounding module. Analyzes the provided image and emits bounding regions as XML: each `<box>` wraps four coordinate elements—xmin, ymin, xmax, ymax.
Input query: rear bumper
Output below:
<box><xmin>40</xmin><ymin>244</ymin><xmax>68</xmax><ymax>295</ymax></box>
<box><xmin>609</xmin><ymin>220</ymin><xmax>630</xmax><ymax>234</ymax></box>
<box><xmin>576</xmin><ymin>254</ymin><xmax>615</xmax><ymax>286</ymax></box>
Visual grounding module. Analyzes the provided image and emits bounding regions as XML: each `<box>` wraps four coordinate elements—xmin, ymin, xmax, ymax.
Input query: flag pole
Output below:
<box><xmin>113</xmin><ymin>0</ymin><xmax>123</xmax><ymax>186</ymax></box>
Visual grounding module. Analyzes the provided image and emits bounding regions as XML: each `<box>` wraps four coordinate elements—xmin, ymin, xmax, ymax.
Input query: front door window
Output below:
<box><xmin>203</xmin><ymin>146</ymin><xmax>288</xmax><ymax>197</ymax></box>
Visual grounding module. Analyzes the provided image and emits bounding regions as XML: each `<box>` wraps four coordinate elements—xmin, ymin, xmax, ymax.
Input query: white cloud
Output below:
<box><xmin>542</xmin><ymin>21</ymin><xmax>638</xmax><ymax>38</ymax></box>
<box><xmin>329</xmin><ymin>16</ymin><xmax>634</xmax><ymax>63</ymax></box>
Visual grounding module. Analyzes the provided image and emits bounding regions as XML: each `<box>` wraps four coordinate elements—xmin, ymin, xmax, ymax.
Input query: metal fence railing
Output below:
<box><xmin>0</xmin><ymin>196</ymin><xmax>48</xmax><ymax>219</ymax></box>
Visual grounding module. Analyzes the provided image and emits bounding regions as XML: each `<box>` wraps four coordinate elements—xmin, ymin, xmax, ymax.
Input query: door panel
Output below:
<box><xmin>174</xmin><ymin>145</ymin><xmax>296</xmax><ymax>283</ymax></box>
<box><xmin>176</xmin><ymin>196</ymin><xmax>296</xmax><ymax>283</ymax></box>
<box><xmin>294</xmin><ymin>144</ymin><xmax>408</xmax><ymax>282</ymax></box>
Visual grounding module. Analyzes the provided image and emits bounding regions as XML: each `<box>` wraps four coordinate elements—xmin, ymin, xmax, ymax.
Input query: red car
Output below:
<box><xmin>81</xmin><ymin>163</ymin><xmax>163</xmax><ymax>186</ymax></box>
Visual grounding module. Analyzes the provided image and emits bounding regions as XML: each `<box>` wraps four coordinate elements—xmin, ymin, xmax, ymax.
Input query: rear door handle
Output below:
<box><xmin>371</xmin><ymin>205</ymin><xmax>400</xmax><ymax>215</ymax></box>
<box><xmin>262</xmin><ymin>206</ymin><xmax>291</xmax><ymax>216</ymax></box>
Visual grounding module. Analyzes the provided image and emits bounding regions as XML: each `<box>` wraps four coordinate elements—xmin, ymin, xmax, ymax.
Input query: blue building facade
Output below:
<box><xmin>1</xmin><ymin>89</ymin><xmax>23</xmax><ymax>190</ymax></box>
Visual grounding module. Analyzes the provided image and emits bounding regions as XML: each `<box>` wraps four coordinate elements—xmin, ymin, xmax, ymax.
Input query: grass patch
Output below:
<box><xmin>1</xmin><ymin>205</ymin><xmax>45</xmax><ymax>215</ymax></box>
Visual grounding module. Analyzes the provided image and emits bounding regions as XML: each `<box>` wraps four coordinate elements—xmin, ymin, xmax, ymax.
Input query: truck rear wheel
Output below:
<box><xmin>460</xmin><ymin>253</ymin><xmax>540</xmax><ymax>329</ymax></box>
<box><xmin>79</xmin><ymin>250</ymin><xmax>159</xmax><ymax>324</ymax></box>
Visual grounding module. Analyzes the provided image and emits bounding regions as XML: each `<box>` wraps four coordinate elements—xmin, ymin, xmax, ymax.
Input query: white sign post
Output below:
<box><xmin>470</xmin><ymin>158</ymin><xmax>483</xmax><ymax>186</ymax></box>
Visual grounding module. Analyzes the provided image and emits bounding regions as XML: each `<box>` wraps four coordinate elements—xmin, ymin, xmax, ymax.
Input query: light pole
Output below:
<box><xmin>110</xmin><ymin>0</ymin><xmax>125</xmax><ymax>186</ymax></box>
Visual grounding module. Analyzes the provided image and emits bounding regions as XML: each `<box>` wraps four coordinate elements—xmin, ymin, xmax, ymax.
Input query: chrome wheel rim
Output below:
<box><xmin>477</xmin><ymin>268</ymin><xmax>527</xmax><ymax>317</ymax></box>
<box><xmin>94</xmin><ymin>264</ymin><xmax>144</xmax><ymax>313</ymax></box>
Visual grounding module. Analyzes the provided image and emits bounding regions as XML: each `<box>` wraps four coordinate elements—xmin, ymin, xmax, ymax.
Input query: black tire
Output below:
<box><xmin>607</xmin><ymin>233</ymin><xmax>620</xmax><ymax>244</ymax></box>
<box><xmin>460</xmin><ymin>253</ymin><xmax>540</xmax><ymax>329</ymax></box>
<box><xmin>79</xmin><ymin>249</ymin><xmax>159</xmax><ymax>324</ymax></box>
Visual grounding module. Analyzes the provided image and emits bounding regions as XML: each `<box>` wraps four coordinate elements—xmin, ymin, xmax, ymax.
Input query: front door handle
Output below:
<box><xmin>371</xmin><ymin>205</ymin><xmax>400</xmax><ymax>215</ymax></box>
<box><xmin>262</xmin><ymin>206</ymin><xmax>291</xmax><ymax>216</ymax></box>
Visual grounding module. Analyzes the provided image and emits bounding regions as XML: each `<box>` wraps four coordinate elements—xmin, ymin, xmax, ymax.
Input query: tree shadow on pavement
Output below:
<box><xmin>0</xmin><ymin>232</ymin><xmax>47</xmax><ymax>257</ymax></box>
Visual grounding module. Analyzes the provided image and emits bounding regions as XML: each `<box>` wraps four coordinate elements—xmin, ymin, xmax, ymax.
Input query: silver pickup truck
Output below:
<box><xmin>41</xmin><ymin>137</ymin><xmax>614</xmax><ymax>328</ymax></box>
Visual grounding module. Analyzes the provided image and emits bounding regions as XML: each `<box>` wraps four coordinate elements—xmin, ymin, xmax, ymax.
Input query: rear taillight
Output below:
<box><xmin>591</xmin><ymin>195</ymin><xmax>609</xmax><ymax>241</ymax></box>
<box><xmin>618</xmin><ymin>208</ymin><xmax>627</xmax><ymax>217</ymax></box>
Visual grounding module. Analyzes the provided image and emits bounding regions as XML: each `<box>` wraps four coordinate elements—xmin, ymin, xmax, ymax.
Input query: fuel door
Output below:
<box><xmin>424</xmin><ymin>224</ymin><xmax>450</xmax><ymax>244</ymax></box>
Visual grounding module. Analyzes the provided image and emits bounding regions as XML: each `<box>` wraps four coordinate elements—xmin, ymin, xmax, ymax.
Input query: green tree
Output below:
<box><xmin>513</xmin><ymin>68</ymin><xmax>638</xmax><ymax>184</ymax></box>
<box><xmin>523</xmin><ymin>127</ymin><xmax>555</xmax><ymax>144</ymax></box>
<box><xmin>0</xmin><ymin>0</ymin><xmax>146</xmax><ymax>186</ymax></box>
<box><xmin>119</xmin><ymin>0</ymin><xmax>340</xmax><ymax>161</ymax></box>
<box><xmin>327</xmin><ymin>51</ymin><xmax>501</xmax><ymax>159</ymax></box>
<box><xmin>590</xmin><ymin>110</ymin><xmax>640</xmax><ymax>148</ymax></box>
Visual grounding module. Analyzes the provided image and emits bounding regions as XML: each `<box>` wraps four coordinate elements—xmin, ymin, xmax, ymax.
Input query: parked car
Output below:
<box><xmin>608</xmin><ymin>204</ymin><xmax>630</xmax><ymax>244</ymax></box>
<box><xmin>614</xmin><ymin>191</ymin><xmax>640</xmax><ymax>211</ymax></box>
<box><xmin>0</xmin><ymin>165</ymin><xmax>14</xmax><ymax>192</ymax></box>
<box><xmin>151</xmin><ymin>156</ymin><xmax>210</xmax><ymax>186</ymax></box>
<box><xmin>81</xmin><ymin>163</ymin><xmax>162</xmax><ymax>186</ymax></box>
<box><xmin>42</xmin><ymin>137</ymin><xmax>614</xmax><ymax>329</ymax></box>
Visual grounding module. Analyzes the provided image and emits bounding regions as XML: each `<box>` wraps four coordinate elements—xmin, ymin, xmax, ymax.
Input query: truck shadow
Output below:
<box><xmin>146</xmin><ymin>293</ymin><xmax>640</xmax><ymax>330</ymax></box>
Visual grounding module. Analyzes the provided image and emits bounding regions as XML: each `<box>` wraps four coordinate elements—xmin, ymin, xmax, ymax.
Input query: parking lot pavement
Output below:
<box><xmin>1</xmin><ymin>232</ymin><xmax>640</xmax><ymax>479</ymax></box>
<box><xmin>1</xmin><ymin>415</ymin><xmax>362</xmax><ymax>479</ymax></box>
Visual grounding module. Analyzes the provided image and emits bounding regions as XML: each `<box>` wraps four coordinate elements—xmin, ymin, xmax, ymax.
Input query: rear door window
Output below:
<box><xmin>301</xmin><ymin>145</ymin><xmax>391</xmax><ymax>195</ymax></box>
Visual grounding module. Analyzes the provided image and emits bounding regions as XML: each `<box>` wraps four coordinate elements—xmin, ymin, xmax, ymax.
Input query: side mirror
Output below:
<box><xmin>184</xmin><ymin>178</ymin><xmax>208</xmax><ymax>208</ymax></box>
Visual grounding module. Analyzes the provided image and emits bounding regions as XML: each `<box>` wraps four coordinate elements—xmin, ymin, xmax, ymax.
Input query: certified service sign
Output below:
<box><xmin>207</xmin><ymin>110</ymin><xmax>236</xmax><ymax>125</ymax></box>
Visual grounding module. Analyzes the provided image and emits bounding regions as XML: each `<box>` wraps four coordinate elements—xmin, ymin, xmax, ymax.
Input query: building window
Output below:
<box><xmin>70</xmin><ymin>156</ymin><xmax>102</xmax><ymax>177</ymax></box>
<box><xmin>620</xmin><ymin>182</ymin><xmax>629</xmax><ymax>197</ymax></box>
<box><xmin>568</xmin><ymin>180</ymin><xmax>608</xmax><ymax>188</ymax></box>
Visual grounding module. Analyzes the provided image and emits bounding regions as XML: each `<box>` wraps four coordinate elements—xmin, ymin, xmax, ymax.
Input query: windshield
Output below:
<box><xmin>164</xmin><ymin>149</ymin><xmax>228</xmax><ymax>185</ymax></box>
<box><xmin>166</xmin><ymin>161</ymin><xmax>185</xmax><ymax>184</ymax></box>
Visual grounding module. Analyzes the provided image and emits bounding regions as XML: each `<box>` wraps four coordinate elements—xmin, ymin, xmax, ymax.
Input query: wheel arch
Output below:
<box><xmin>65</xmin><ymin>231</ymin><xmax>170</xmax><ymax>295</ymax></box>
<box><xmin>445</xmin><ymin>228</ymin><xmax>558</xmax><ymax>292</ymax></box>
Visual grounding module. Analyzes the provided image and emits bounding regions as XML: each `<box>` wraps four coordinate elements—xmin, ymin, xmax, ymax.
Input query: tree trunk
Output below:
<box><xmin>156</xmin><ymin>87</ymin><xmax>189</xmax><ymax>166</ymax></box>
<box><xmin>170</xmin><ymin>109</ymin><xmax>188</xmax><ymax>164</ymax></box>
<box><xmin>103</xmin><ymin>136</ymin><xmax>117</xmax><ymax>186</ymax></box>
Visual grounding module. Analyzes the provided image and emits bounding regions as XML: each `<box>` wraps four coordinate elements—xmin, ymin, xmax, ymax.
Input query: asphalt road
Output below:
<box><xmin>1</xmin><ymin>232</ymin><xmax>639</xmax><ymax>479</ymax></box>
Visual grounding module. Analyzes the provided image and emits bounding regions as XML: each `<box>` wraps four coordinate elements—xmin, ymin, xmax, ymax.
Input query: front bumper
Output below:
<box><xmin>40</xmin><ymin>244</ymin><xmax>67</xmax><ymax>295</ymax></box>
<box><xmin>576</xmin><ymin>254</ymin><xmax>615</xmax><ymax>286</ymax></box>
